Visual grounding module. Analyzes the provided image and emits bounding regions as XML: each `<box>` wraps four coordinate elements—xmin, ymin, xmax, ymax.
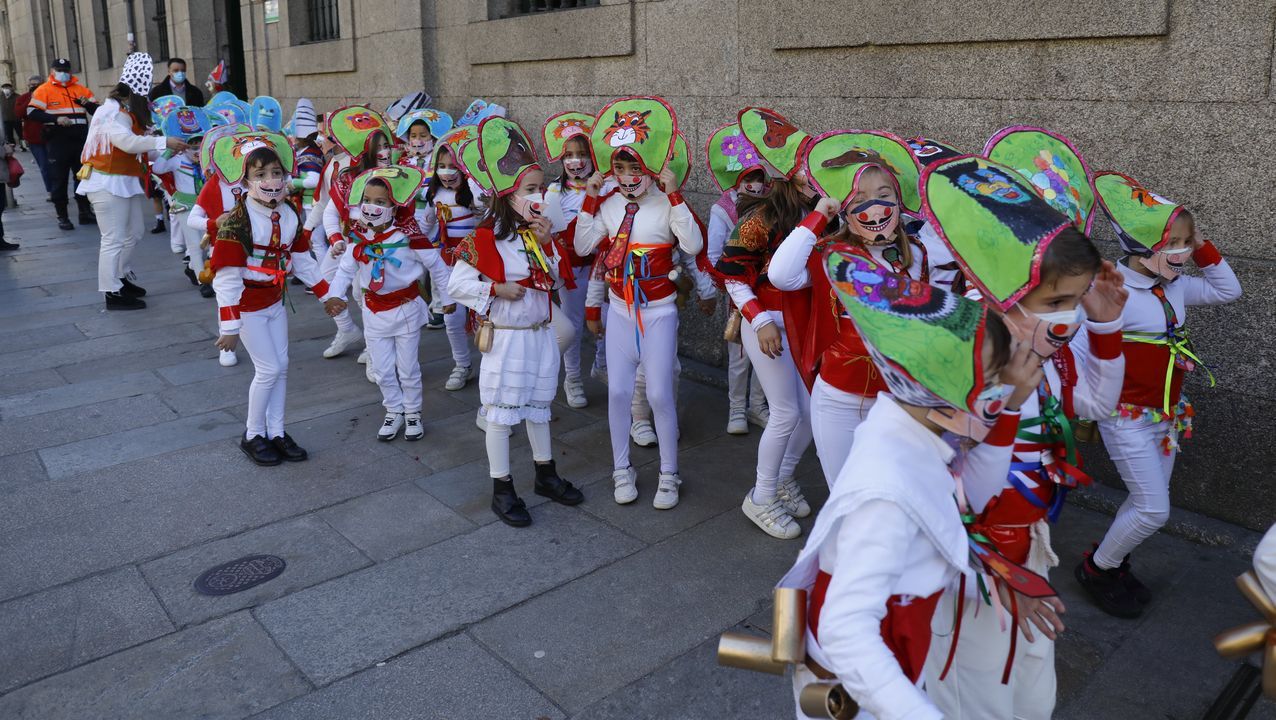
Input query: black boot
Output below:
<box><xmin>533</xmin><ymin>460</ymin><xmax>584</xmax><ymax>506</ymax></box>
<box><xmin>0</xmin><ymin>238</ymin><xmax>18</xmax><ymax>251</ymax></box>
<box><xmin>183</xmin><ymin>261</ymin><xmax>199</xmax><ymax>285</ymax></box>
<box><xmin>150</xmin><ymin>217</ymin><xmax>165</xmax><ymax>234</ymax></box>
<box><xmin>104</xmin><ymin>292</ymin><xmax>146</xmax><ymax>310</ymax></box>
<box><xmin>119</xmin><ymin>277</ymin><xmax>146</xmax><ymax>297</ymax></box>
<box><xmin>1075</xmin><ymin>553</ymin><xmax>1142</xmax><ymax>619</ymax></box>
<box><xmin>270</xmin><ymin>433</ymin><xmax>308</xmax><ymax>462</ymax></box>
<box><xmin>56</xmin><ymin>217</ymin><xmax>74</xmax><ymax>231</ymax></box>
<box><xmin>199</xmin><ymin>283</ymin><xmax>215</xmax><ymax>298</ymax></box>
<box><xmin>491</xmin><ymin>477</ymin><xmax>531</xmax><ymax>527</ymax></box>
<box><xmin>1118</xmin><ymin>553</ymin><xmax>1153</xmax><ymax>605</ymax></box>
<box><xmin>240</xmin><ymin>435</ymin><xmax>283</xmax><ymax>466</ymax></box>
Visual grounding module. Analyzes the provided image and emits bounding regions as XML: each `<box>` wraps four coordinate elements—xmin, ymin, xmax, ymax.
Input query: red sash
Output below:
<box><xmin>364</xmin><ymin>284</ymin><xmax>423</xmax><ymax>313</ymax></box>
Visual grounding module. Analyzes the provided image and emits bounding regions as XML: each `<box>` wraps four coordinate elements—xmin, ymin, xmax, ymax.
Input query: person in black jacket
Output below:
<box><xmin>148</xmin><ymin>58</ymin><xmax>205</xmax><ymax>106</ymax></box>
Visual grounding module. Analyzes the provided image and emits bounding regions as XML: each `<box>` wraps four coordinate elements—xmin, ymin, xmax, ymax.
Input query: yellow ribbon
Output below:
<box><xmin>517</xmin><ymin>228</ymin><xmax>552</xmax><ymax>275</ymax></box>
<box><xmin>1123</xmin><ymin>329</ymin><xmax>1215</xmax><ymax>414</ymax></box>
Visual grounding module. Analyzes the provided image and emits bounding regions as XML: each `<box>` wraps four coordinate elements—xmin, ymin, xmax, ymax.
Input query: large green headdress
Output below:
<box><xmin>348</xmin><ymin>165</ymin><xmax>427</xmax><ymax>208</ymax></box>
<box><xmin>1093</xmin><ymin>170</ymin><xmax>1183</xmax><ymax>257</ymax></box>
<box><xmin>542</xmin><ymin>111</ymin><xmax>594</xmax><ymax>161</ymax></box>
<box><xmin>456</xmin><ymin>140</ymin><xmax>494</xmax><ymax>195</ymax></box>
<box><xmin>921</xmin><ymin>154</ymin><xmax>1073</xmax><ymax>311</ymax></box>
<box><xmin>667</xmin><ymin>132</ymin><xmax>691</xmax><ymax>190</ymax></box>
<box><xmin>211</xmin><ymin>131</ymin><xmax>295</xmax><ymax>186</ymax></box>
<box><xmin>826</xmin><ymin>249</ymin><xmax>991</xmax><ymax>412</ymax></box>
<box><xmin>200</xmin><ymin>122</ymin><xmax>252</xmax><ymax>179</ymax></box>
<box><xmin>474</xmin><ymin>116</ymin><xmax>540</xmax><ymax>197</ymax></box>
<box><xmin>590</xmin><ymin>96</ymin><xmax>677</xmax><ymax>176</ymax></box>
<box><xmin>983</xmin><ymin>126</ymin><xmax>1097</xmax><ymax>233</ymax></box>
<box><xmin>738</xmin><ymin>107</ymin><xmax>810</xmax><ymax>179</ymax></box>
<box><xmin>327</xmin><ymin>105</ymin><xmax>391</xmax><ymax>160</ymax></box>
<box><xmin>802</xmin><ymin>130</ymin><xmax>921</xmax><ymax>213</ymax></box>
<box><xmin>705</xmin><ymin>122</ymin><xmax>764</xmax><ymax>192</ymax></box>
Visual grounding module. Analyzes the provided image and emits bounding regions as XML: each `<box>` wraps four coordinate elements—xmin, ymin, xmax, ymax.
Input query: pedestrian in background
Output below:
<box><xmin>14</xmin><ymin>76</ymin><xmax>53</xmax><ymax>198</ymax></box>
<box><xmin>25</xmin><ymin>58</ymin><xmax>98</xmax><ymax>230</ymax></box>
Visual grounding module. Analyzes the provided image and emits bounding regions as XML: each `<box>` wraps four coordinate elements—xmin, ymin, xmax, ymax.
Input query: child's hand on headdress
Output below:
<box><xmin>814</xmin><ymin>197</ymin><xmax>839</xmax><ymax>219</ymax></box>
<box><xmin>585</xmin><ymin>172</ymin><xmax>605</xmax><ymax>197</ymax></box>
<box><xmin>657</xmin><ymin>167</ymin><xmax>677</xmax><ymax>194</ymax></box>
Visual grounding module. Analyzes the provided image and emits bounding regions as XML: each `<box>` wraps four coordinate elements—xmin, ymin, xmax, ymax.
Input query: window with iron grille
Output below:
<box><xmin>150</xmin><ymin>0</ymin><xmax>171</xmax><ymax>62</ymax></box>
<box><xmin>491</xmin><ymin>0</ymin><xmax>600</xmax><ymax>19</ymax></box>
<box><xmin>307</xmin><ymin>0</ymin><xmax>340</xmax><ymax>42</ymax></box>
<box><xmin>94</xmin><ymin>0</ymin><xmax>114</xmax><ymax>70</ymax></box>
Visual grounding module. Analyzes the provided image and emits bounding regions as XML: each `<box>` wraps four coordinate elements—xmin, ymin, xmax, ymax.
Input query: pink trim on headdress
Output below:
<box><xmin>982</xmin><ymin>125</ymin><xmax>1098</xmax><ymax>236</ymax></box>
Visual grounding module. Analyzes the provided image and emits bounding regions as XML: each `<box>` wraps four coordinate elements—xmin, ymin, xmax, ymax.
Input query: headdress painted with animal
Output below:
<box><xmin>589</xmin><ymin>96</ymin><xmax>677</xmax><ymax>176</ymax></box>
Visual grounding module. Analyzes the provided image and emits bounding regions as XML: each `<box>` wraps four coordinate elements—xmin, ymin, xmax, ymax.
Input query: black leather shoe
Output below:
<box><xmin>150</xmin><ymin>218</ymin><xmax>165</xmax><ymax>234</ymax></box>
<box><xmin>119</xmin><ymin>277</ymin><xmax>146</xmax><ymax>297</ymax></box>
<box><xmin>199</xmin><ymin>283</ymin><xmax>215</xmax><ymax>298</ymax></box>
<box><xmin>79</xmin><ymin>213</ymin><xmax>97</xmax><ymax>226</ymax></box>
<box><xmin>240</xmin><ymin>435</ymin><xmax>283</xmax><ymax>466</ymax></box>
<box><xmin>270</xmin><ymin>433</ymin><xmax>308</xmax><ymax>462</ymax></box>
<box><xmin>491</xmin><ymin>478</ymin><xmax>531</xmax><ymax>527</ymax></box>
<box><xmin>1118</xmin><ymin>554</ymin><xmax>1152</xmax><ymax>605</ymax></box>
<box><xmin>57</xmin><ymin>217</ymin><xmax>74</xmax><ymax>231</ymax></box>
<box><xmin>0</xmin><ymin>239</ymin><xmax>18</xmax><ymax>251</ymax></box>
<box><xmin>533</xmin><ymin>460</ymin><xmax>584</xmax><ymax>506</ymax></box>
<box><xmin>1075</xmin><ymin>554</ymin><xmax>1142</xmax><ymax>619</ymax></box>
<box><xmin>105</xmin><ymin>292</ymin><xmax>146</xmax><ymax>310</ymax></box>
<box><xmin>183</xmin><ymin>264</ymin><xmax>199</xmax><ymax>285</ymax></box>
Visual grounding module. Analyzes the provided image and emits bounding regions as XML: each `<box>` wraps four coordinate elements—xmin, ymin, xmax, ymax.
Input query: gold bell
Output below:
<box><xmin>1214</xmin><ymin>570</ymin><xmax>1276</xmax><ymax>699</ymax></box>
<box><xmin>716</xmin><ymin>631</ymin><xmax>787</xmax><ymax>676</ymax></box>
<box><xmin>798</xmin><ymin>681</ymin><xmax>859</xmax><ymax>719</ymax></box>
<box><xmin>1072</xmin><ymin>419</ymin><xmax>1099</xmax><ymax>443</ymax></box>
<box><xmin>771</xmin><ymin>587</ymin><xmax>807</xmax><ymax>664</ymax></box>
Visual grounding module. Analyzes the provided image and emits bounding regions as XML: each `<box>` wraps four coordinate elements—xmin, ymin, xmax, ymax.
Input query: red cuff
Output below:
<box><xmin>666</xmin><ymin>191</ymin><xmax>685</xmax><ymax>207</ymax></box>
<box><xmin>581</xmin><ymin>195</ymin><xmax>602</xmax><ymax>216</ymax></box>
<box><xmin>328</xmin><ymin>233</ymin><xmax>342</xmax><ymax>248</ymax></box>
<box><xmin>585</xmin><ymin>306</ymin><xmax>602</xmax><ymax>322</ymax></box>
<box><xmin>1192</xmin><ymin>240</ymin><xmax>1222</xmax><ymax>267</ymax></box>
<box><xmin>218</xmin><ymin>305</ymin><xmax>240</xmax><ymax>322</ymax></box>
<box><xmin>740</xmin><ymin>299</ymin><xmax>763</xmax><ymax>323</ymax></box>
<box><xmin>1088</xmin><ymin>330</ymin><xmax>1123</xmax><ymax>360</ymax></box>
<box><xmin>311</xmin><ymin>280</ymin><xmax>330</xmax><ymax>298</ymax></box>
<box><xmin>800</xmin><ymin>211</ymin><xmax>829</xmax><ymax>236</ymax></box>
<box><xmin>983</xmin><ymin>410</ymin><xmax>1022</xmax><ymax>447</ymax></box>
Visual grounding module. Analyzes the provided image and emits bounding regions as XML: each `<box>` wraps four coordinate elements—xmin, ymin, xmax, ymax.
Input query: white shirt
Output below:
<box><xmin>75</xmin><ymin>112</ymin><xmax>166</xmax><ymax>198</ymax></box>
<box><xmin>447</xmin><ymin>227</ymin><xmax>563</xmax><ymax>326</ymax></box>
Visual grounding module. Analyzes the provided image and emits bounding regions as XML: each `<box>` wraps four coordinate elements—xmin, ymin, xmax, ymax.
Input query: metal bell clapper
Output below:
<box><xmin>1213</xmin><ymin>570</ymin><xmax>1276</xmax><ymax>698</ymax></box>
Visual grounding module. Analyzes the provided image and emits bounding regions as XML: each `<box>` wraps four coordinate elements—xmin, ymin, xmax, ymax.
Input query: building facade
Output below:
<box><xmin>1</xmin><ymin>0</ymin><xmax>1271</xmax><ymax>531</ymax></box>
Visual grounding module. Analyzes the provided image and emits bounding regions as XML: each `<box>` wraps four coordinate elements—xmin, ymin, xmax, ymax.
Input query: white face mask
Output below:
<box><xmin>1006</xmin><ymin>304</ymin><xmax>1084</xmax><ymax>359</ymax></box>
<box><xmin>436</xmin><ymin>167</ymin><xmax>460</xmax><ymax>187</ymax></box>
<box><xmin>360</xmin><ymin>202</ymin><xmax>393</xmax><ymax>227</ymax></box>
<box><xmin>740</xmin><ymin>180</ymin><xmax>767</xmax><ymax>197</ymax></box>
<box><xmin>616</xmin><ymin>174</ymin><xmax>651</xmax><ymax>199</ymax></box>
<box><xmin>508</xmin><ymin>192</ymin><xmax>545</xmax><ymax>222</ymax></box>
<box><xmin>1141</xmin><ymin>246</ymin><xmax>1191</xmax><ymax>280</ymax></box>
<box><xmin>247</xmin><ymin>177</ymin><xmax>286</xmax><ymax>204</ymax></box>
<box><xmin>408</xmin><ymin>137</ymin><xmax>434</xmax><ymax>156</ymax></box>
<box><xmin>563</xmin><ymin>157</ymin><xmax>592</xmax><ymax>180</ymax></box>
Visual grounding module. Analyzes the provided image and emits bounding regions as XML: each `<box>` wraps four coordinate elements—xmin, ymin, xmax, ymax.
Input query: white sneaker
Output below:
<box><xmin>630</xmin><ymin>420</ymin><xmax>658</xmax><ymax>447</ymax></box>
<box><xmin>445</xmin><ymin>364</ymin><xmax>474</xmax><ymax>391</ymax></box>
<box><xmin>747</xmin><ymin>404</ymin><xmax>770</xmax><ymax>428</ymax></box>
<box><xmin>653</xmin><ymin>473</ymin><xmax>681</xmax><ymax>510</ymax></box>
<box><xmin>776</xmin><ymin>476</ymin><xmax>811</xmax><ymax>518</ymax></box>
<box><xmin>323</xmin><ymin>329</ymin><xmax>363</xmax><ymax>359</ymax></box>
<box><xmin>404</xmin><ymin>412</ymin><xmax>424</xmax><ymax>441</ymax></box>
<box><xmin>612</xmin><ymin>466</ymin><xmax>638</xmax><ymax>504</ymax></box>
<box><xmin>591</xmin><ymin>364</ymin><xmax>608</xmax><ymax>386</ymax></box>
<box><xmin>378</xmin><ymin>412</ymin><xmax>404</xmax><ymax>441</ymax></box>
<box><xmin>742</xmin><ymin>491</ymin><xmax>800</xmax><ymax>539</ymax></box>
<box><xmin>218</xmin><ymin>349</ymin><xmax>238</xmax><ymax>367</ymax></box>
<box><xmin>356</xmin><ymin>348</ymin><xmax>370</xmax><ymax>364</ymax></box>
<box><xmin>726</xmin><ymin>408</ymin><xmax>748</xmax><ymax>435</ymax></box>
<box><xmin>365</xmin><ymin>361</ymin><xmax>378</xmax><ymax>384</ymax></box>
<box><xmin>563</xmin><ymin>376</ymin><xmax>587</xmax><ymax>408</ymax></box>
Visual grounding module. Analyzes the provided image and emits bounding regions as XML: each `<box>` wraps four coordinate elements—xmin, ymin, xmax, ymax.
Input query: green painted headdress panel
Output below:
<box><xmin>211</xmin><ymin>131</ymin><xmax>295</xmax><ymax>186</ymax></box>
<box><xmin>542</xmin><ymin>111</ymin><xmax>594</xmax><ymax>162</ymax></box>
<box><xmin>348</xmin><ymin>165</ymin><xmax>427</xmax><ymax>207</ymax></box>
<box><xmin>590</xmin><ymin>96</ymin><xmax>677</xmax><ymax>176</ymax></box>
<box><xmin>738</xmin><ymin>107</ymin><xmax>810</xmax><ymax>179</ymax></box>
<box><xmin>1093</xmin><ymin>171</ymin><xmax>1182</xmax><ymax>257</ymax></box>
<box><xmin>983</xmin><ymin>125</ymin><xmax>1096</xmax><ymax>233</ymax></box>
<box><xmin>475</xmin><ymin>116</ymin><xmax>541</xmax><ymax>197</ymax></box>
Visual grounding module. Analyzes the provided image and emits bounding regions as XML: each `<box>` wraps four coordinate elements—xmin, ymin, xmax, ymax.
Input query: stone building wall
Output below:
<box><xmin>3</xmin><ymin>0</ymin><xmax>1272</xmax><ymax>530</ymax></box>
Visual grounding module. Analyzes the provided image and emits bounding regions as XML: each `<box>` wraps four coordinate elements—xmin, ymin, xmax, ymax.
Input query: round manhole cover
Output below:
<box><xmin>193</xmin><ymin>554</ymin><xmax>286</xmax><ymax>596</ymax></box>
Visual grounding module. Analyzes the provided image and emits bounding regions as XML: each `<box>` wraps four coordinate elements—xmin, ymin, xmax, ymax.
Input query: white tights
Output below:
<box><xmin>605</xmin><ymin>301</ymin><xmax>679</xmax><ymax>474</ymax></box>
<box><xmin>1093</xmin><ymin>418</ymin><xmax>1177</xmax><ymax>569</ymax></box>
<box><xmin>239</xmin><ymin>302</ymin><xmax>289</xmax><ymax>439</ymax></box>
<box><xmin>366</xmin><ymin>329</ymin><xmax>423</xmax><ymax>413</ymax></box>
<box><xmin>741</xmin><ymin>317</ymin><xmax>811</xmax><ymax>504</ymax></box>
<box><xmin>809</xmin><ymin>376</ymin><xmax>875</xmax><ymax>487</ymax></box>
<box><xmin>486</xmin><ymin>420</ymin><xmax>553</xmax><ymax>478</ymax></box>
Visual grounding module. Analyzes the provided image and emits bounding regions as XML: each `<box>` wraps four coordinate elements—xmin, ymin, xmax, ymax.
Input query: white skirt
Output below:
<box><xmin>479</xmin><ymin>324</ymin><xmax>560</xmax><ymax>426</ymax></box>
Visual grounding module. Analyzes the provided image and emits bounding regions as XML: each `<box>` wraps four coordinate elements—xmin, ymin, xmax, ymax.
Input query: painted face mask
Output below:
<box><xmin>359</xmin><ymin>202</ymin><xmax>392</xmax><ymax>227</ymax></box>
<box><xmin>846</xmin><ymin>198</ymin><xmax>899</xmax><ymax>246</ymax></box>
<box><xmin>1005</xmin><ymin>304</ymin><xmax>1083</xmax><ymax>359</ymax></box>
<box><xmin>616</xmin><ymin>173</ymin><xmax>652</xmax><ymax>199</ymax></box>
<box><xmin>247</xmin><ymin>177</ymin><xmax>287</xmax><ymax>205</ymax></box>
<box><xmin>1142</xmin><ymin>246</ymin><xmax>1191</xmax><ymax>280</ymax></box>
<box><xmin>375</xmin><ymin>147</ymin><xmax>392</xmax><ymax>167</ymax></box>
<box><xmin>408</xmin><ymin>138</ymin><xmax>434</xmax><ymax>156</ymax></box>
<box><xmin>740</xmin><ymin>180</ymin><xmax>768</xmax><ymax>197</ymax></box>
<box><xmin>508</xmin><ymin>192</ymin><xmax>546</xmax><ymax>223</ymax></box>
<box><xmin>435</xmin><ymin>167</ymin><xmax>460</xmax><ymax>187</ymax></box>
<box><xmin>563</xmin><ymin>157</ymin><xmax>592</xmax><ymax>180</ymax></box>
<box><xmin>925</xmin><ymin>383</ymin><xmax>1011</xmax><ymax>442</ymax></box>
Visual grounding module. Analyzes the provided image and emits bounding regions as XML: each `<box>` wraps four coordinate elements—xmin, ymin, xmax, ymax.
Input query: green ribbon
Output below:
<box><xmin>1124</xmin><ymin>328</ymin><xmax>1215</xmax><ymax>414</ymax></box>
<box><xmin>1016</xmin><ymin>393</ymin><xmax>1078</xmax><ymax>467</ymax></box>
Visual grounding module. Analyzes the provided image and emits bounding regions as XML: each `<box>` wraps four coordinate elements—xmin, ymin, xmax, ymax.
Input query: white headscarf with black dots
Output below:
<box><xmin>119</xmin><ymin>52</ymin><xmax>153</xmax><ymax>96</ymax></box>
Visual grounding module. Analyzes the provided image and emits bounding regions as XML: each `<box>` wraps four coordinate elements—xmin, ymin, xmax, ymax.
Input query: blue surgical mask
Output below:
<box><xmin>172</xmin><ymin>71</ymin><xmax>186</xmax><ymax>84</ymax></box>
<box><xmin>54</xmin><ymin>72</ymin><xmax>71</xmax><ymax>83</ymax></box>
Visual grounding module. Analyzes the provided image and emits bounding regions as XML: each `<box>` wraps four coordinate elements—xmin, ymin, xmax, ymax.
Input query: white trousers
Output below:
<box><xmin>631</xmin><ymin>359</ymin><xmax>680</xmax><ymax>423</ymax></box>
<box><xmin>169</xmin><ymin>210</ymin><xmax>205</xmax><ymax>274</ymax></box>
<box><xmin>726</xmin><ymin>340</ymin><xmax>766</xmax><ymax>413</ymax></box>
<box><xmin>89</xmin><ymin>191</ymin><xmax>147</xmax><ymax>293</ymax></box>
<box><xmin>320</xmin><ymin>247</ymin><xmax>361</xmax><ymax>334</ymax></box>
<box><xmin>606</xmin><ymin>301</ymin><xmax>679</xmax><ymax>473</ymax></box>
<box><xmin>1093</xmin><ymin>418</ymin><xmax>1178</xmax><ymax>569</ymax></box>
<box><xmin>809</xmin><ymin>376</ymin><xmax>875</xmax><ymax>487</ymax></box>
<box><xmin>559</xmin><ymin>264</ymin><xmax>602</xmax><ymax>378</ymax></box>
<box><xmin>443</xmin><ymin>301</ymin><xmax>471</xmax><ymax>368</ymax></box>
<box><xmin>486</xmin><ymin>419</ymin><xmax>553</xmax><ymax>478</ymax></box>
<box><xmin>367</xmin><ymin>328</ymin><xmax>423</xmax><ymax>414</ymax></box>
<box><xmin>925</xmin><ymin>559</ymin><xmax>1057</xmax><ymax>720</ymax></box>
<box><xmin>741</xmin><ymin>317</ymin><xmax>812</xmax><ymax>487</ymax></box>
<box><xmin>239</xmin><ymin>301</ymin><xmax>289</xmax><ymax>439</ymax></box>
